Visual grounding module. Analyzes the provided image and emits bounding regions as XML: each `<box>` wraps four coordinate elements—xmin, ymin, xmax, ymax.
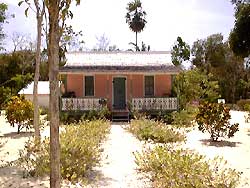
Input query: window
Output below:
<box><xmin>85</xmin><ymin>76</ymin><xmax>94</xmax><ymax>96</ymax></box>
<box><xmin>144</xmin><ymin>76</ymin><xmax>154</xmax><ymax>97</ymax></box>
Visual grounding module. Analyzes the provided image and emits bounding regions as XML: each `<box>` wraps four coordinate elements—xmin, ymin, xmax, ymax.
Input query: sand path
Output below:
<box><xmin>86</xmin><ymin>123</ymin><xmax>148</xmax><ymax>188</ymax></box>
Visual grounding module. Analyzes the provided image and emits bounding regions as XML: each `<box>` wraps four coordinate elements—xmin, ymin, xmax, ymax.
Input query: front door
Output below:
<box><xmin>113</xmin><ymin>77</ymin><xmax>126</xmax><ymax>110</ymax></box>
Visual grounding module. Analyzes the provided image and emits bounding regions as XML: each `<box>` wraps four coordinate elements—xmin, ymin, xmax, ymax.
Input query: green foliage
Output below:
<box><xmin>125</xmin><ymin>0</ymin><xmax>147</xmax><ymax>50</ymax></box>
<box><xmin>191</xmin><ymin>33</ymin><xmax>249</xmax><ymax>103</ymax></box>
<box><xmin>40</xmin><ymin>107</ymin><xmax>48</xmax><ymax>115</ymax></box>
<box><xmin>230</xmin><ymin>3</ymin><xmax>250</xmax><ymax>58</ymax></box>
<box><xmin>0</xmin><ymin>3</ymin><xmax>7</xmax><ymax>50</ymax></box>
<box><xmin>236</xmin><ymin>99</ymin><xmax>250</xmax><ymax>111</ymax></box>
<box><xmin>0</xmin><ymin>52</ymin><xmax>35</xmax><ymax>93</ymax></box>
<box><xmin>172</xmin><ymin>105</ymin><xmax>198</xmax><ymax>128</ymax></box>
<box><xmin>60</xmin><ymin>106</ymin><xmax>111</xmax><ymax>124</ymax></box>
<box><xmin>192</xmin><ymin>34</ymin><xmax>226</xmax><ymax>69</ymax></box>
<box><xmin>196</xmin><ymin>102</ymin><xmax>239</xmax><ymax>141</ymax></box>
<box><xmin>171</xmin><ymin>36</ymin><xmax>190</xmax><ymax>66</ymax></box>
<box><xmin>128</xmin><ymin>41</ymin><xmax>150</xmax><ymax>51</ymax></box>
<box><xmin>60</xmin><ymin>111</ymin><xmax>82</xmax><ymax>124</ymax></box>
<box><xmin>128</xmin><ymin>118</ymin><xmax>185</xmax><ymax>143</ymax></box>
<box><xmin>5</xmin><ymin>95</ymin><xmax>33</xmax><ymax>133</ymax></box>
<box><xmin>134</xmin><ymin>145</ymin><xmax>240</xmax><ymax>188</ymax></box>
<box><xmin>173</xmin><ymin>69</ymin><xmax>220</xmax><ymax>109</ymax></box>
<box><xmin>126</xmin><ymin>0</ymin><xmax>146</xmax><ymax>33</ymax></box>
<box><xmin>18</xmin><ymin>120</ymin><xmax>110</xmax><ymax>182</ymax></box>
<box><xmin>0</xmin><ymin>86</ymin><xmax>11</xmax><ymax>109</ymax></box>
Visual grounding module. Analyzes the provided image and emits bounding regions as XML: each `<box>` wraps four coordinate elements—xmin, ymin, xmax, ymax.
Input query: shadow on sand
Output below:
<box><xmin>200</xmin><ymin>139</ymin><xmax>241</xmax><ymax>147</ymax></box>
<box><xmin>0</xmin><ymin>132</ymin><xmax>33</xmax><ymax>139</ymax></box>
<box><xmin>86</xmin><ymin>169</ymin><xmax>116</xmax><ymax>187</ymax></box>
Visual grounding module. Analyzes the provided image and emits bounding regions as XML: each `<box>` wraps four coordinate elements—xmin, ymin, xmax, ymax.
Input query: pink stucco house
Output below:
<box><xmin>59</xmin><ymin>51</ymin><xmax>180</xmax><ymax>117</ymax></box>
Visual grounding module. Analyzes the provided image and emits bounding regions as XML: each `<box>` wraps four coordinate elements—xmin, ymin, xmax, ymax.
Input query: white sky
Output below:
<box><xmin>2</xmin><ymin>0</ymin><xmax>235</xmax><ymax>51</ymax></box>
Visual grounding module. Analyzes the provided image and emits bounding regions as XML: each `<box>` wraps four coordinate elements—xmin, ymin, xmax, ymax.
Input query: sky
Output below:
<box><xmin>2</xmin><ymin>0</ymin><xmax>236</xmax><ymax>52</ymax></box>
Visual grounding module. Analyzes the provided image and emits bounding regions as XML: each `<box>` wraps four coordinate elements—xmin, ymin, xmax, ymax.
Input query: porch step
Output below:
<box><xmin>112</xmin><ymin>110</ymin><xmax>130</xmax><ymax>122</ymax></box>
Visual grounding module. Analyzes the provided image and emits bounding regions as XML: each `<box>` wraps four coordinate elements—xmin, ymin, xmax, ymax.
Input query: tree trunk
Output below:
<box><xmin>33</xmin><ymin>1</ymin><xmax>44</xmax><ymax>142</ymax></box>
<box><xmin>135</xmin><ymin>32</ymin><xmax>138</xmax><ymax>51</ymax></box>
<box><xmin>48</xmin><ymin>1</ymin><xmax>60</xmax><ymax>188</ymax></box>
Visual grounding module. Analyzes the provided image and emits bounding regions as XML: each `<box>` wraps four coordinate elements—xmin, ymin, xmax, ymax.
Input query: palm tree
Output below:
<box><xmin>126</xmin><ymin>0</ymin><xmax>147</xmax><ymax>51</ymax></box>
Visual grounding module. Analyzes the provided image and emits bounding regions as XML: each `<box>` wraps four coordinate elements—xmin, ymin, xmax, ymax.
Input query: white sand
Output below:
<box><xmin>86</xmin><ymin>123</ymin><xmax>149</xmax><ymax>188</ymax></box>
<box><xmin>0</xmin><ymin>110</ymin><xmax>250</xmax><ymax>187</ymax></box>
<box><xmin>184</xmin><ymin>111</ymin><xmax>250</xmax><ymax>188</ymax></box>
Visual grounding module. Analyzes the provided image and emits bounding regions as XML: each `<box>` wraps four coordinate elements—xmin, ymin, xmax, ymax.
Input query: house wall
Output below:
<box><xmin>24</xmin><ymin>94</ymin><xmax>49</xmax><ymax>108</ymax></box>
<box><xmin>65</xmin><ymin>73</ymin><xmax>173</xmax><ymax>109</ymax></box>
<box><xmin>155</xmin><ymin>75</ymin><xmax>172</xmax><ymax>97</ymax></box>
<box><xmin>67</xmin><ymin>74</ymin><xmax>83</xmax><ymax>97</ymax></box>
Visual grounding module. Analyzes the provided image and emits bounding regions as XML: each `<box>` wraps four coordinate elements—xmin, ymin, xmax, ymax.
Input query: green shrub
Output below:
<box><xmin>18</xmin><ymin>120</ymin><xmax>110</xmax><ymax>183</ymax></box>
<box><xmin>5</xmin><ymin>95</ymin><xmax>33</xmax><ymax>133</ymax></box>
<box><xmin>40</xmin><ymin>107</ymin><xmax>48</xmax><ymax>115</ymax></box>
<box><xmin>236</xmin><ymin>99</ymin><xmax>250</xmax><ymax>111</ymax></box>
<box><xmin>244</xmin><ymin>103</ymin><xmax>250</xmax><ymax>111</ymax></box>
<box><xmin>60</xmin><ymin>111</ymin><xmax>82</xmax><ymax>124</ymax></box>
<box><xmin>135</xmin><ymin>145</ymin><xmax>240</xmax><ymax>188</ymax></box>
<box><xmin>0</xmin><ymin>86</ymin><xmax>11</xmax><ymax>109</ymax></box>
<box><xmin>60</xmin><ymin>106</ymin><xmax>111</xmax><ymax>124</ymax></box>
<box><xmin>196</xmin><ymin>101</ymin><xmax>239</xmax><ymax>141</ymax></box>
<box><xmin>128</xmin><ymin>118</ymin><xmax>185</xmax><ymax>143</ymax></box>
<box><xmin>172</xmin><ymin>105</ymin><xmax>198</xmax><ymax>128</ymax></box>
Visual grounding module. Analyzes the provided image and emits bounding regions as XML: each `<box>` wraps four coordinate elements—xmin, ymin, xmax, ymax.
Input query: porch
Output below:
<box><xmin>61</xmin><ymin>97</ymin><xmax>178</xmax><ymax>111</ymax></box>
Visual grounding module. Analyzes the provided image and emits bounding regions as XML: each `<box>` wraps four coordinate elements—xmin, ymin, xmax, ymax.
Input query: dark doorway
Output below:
<box><xmin>113</xmin><ymin>77</ymin><xmax>126</xmax><ymax>110</ymax></box>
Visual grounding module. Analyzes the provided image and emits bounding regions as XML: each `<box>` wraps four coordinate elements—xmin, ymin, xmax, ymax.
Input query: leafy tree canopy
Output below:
<box><xmin>0</xmin><ymin>3</ymin><xmax>8</xmax><ymax>50</ymax></box>
<box><xmin>126</xmin><ymin>0</ymin><xmax>146</xmax><ymax>51</ymax></box>
<box><xmin>191</xmin><ymin>33</ymin><xmax>226</xmax><ymax>70</ymax></box>
<box><xmin>229</xmin><ymin>3</ymin><xmax>250</xmax><ymax>58</ymax></box>
<box><xmin>173</xmin><ymin>68</ymin><xmax>220</xmax><ymax>109</ymax></box>
<box><xmin>126</xmin><ymin>0</ymin><xmax>147</xmax><ymax>33</ymax></box>
<box><xmin>171</xmin><ymin>36</ymin><xmax>190</xmax><ymax>66</ymax></box>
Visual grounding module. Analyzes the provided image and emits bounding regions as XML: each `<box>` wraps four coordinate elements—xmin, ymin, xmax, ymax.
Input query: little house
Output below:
<box><xmin>59</xmin><ymin>51</ymin><xmax>180</xmax><ymax>114</ymax></box>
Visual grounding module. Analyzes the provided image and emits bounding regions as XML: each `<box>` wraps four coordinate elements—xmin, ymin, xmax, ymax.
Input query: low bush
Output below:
<box><xmin>128</xmin><ymin>118</ymin><xmax>185</xmax><ymax>143</ymax></box>
<box><xmin>172</xmin><ymin>105</ymin><xmax>198</xmax><ymax>128</ymax></box>
<box><xmin>196</xmin><ymin>101</ymin><xmax>239</xmax><ymax>141</ymax></box>
<box><xmin>60</xmin><ymin>111</ymin><xmax>82</xmax><ymax>124</ymax></box>
<box><xmin>130</xmin><ymin>110</ymin><xmax>174</xmax><ymax>124</ymax></box>
<box><xmin>60</xmin><ymin>106</ymin><xmax>111</xmax><ymax>124</ymax></box>
<box><xmin>134</xmin><ymin>145</ymin><xmax>240</xmax><ymax>188</ymax></box>
<box><xmin>81</xmin><ymin>106</ymin><xmax>111</xmax><ymax>121</ymax></box>
<box><xmin>5</xmin><ymin>95</ymin><xmax>33</xmax><ymax>133</ymax></box>
<box><xmin>18</xmin><ymin>119</ymin><xmax>110</xmax><ymax>183</ymax></box>
<box><xmin>236</xmin><ymin>99</ymin><xmax>250</xmax><ymax>111</ymax></box>
<box><xmin>40</xmin><ymin>107</ymin><xmax>48</xmax><ymax>115</ymax></box>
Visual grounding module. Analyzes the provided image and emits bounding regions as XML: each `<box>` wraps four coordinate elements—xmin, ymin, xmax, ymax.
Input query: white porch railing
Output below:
<box><xmin>131</xmin><ymin>97</ymin><xmax>178</xmax><ymax>111</ymax></box>
<box><xmin>61</xmin><ymin>98</ymin><xmax>105</xmax><ymax>111</ymax></box>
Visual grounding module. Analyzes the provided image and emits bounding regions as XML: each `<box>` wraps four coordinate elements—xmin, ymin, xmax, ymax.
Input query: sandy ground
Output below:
<box><xmin>184</xmin><ymin>111</ymin><xmax>250</xmax><ymax>188</ymax></box>
<box><xmin>86</xmin><ymin>123</ymin><xmax>149</xmax><ymax>188</ymax></box>
<box><xmin>0</xmin><ymin>110</ymin><xmax>250</xmax><ymax>187</ymax></box>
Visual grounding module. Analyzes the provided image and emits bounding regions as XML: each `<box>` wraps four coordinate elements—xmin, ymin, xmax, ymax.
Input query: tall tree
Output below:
<box><xmin>191</xmin><ymin>34</ymin><xmax>226</xmax><ymax>72</ymax></box>
<box><xmin>191</xmin><ymin>33</ymin><xmax>249</xmax><ymax>103</ymax></box>
<box><xmin>46</xmin><ymin>1</ymin><xmax>80</xmax><ymax>187</ymax></box>
<box><xmin>18</xmin><ymin>0</ymin><xmax>45</xmax><ymax>141</ymax></box>
<box><xmin>33</xmin><ymin>0</ymin><xmax>45</xmax><ymax>141</ymax></box>
<box><xmin>171</xmin><ymin>36</ymin><xmax>190</xmax><ymax>66</ymax></box>
<box><xmin>126</xmin><ymin>0</ymin><xmax>146</xmax><ymax>51</ymax></box>
<box><xmin>229</xmin><ymin>3</ymin><xmax>250</xmax><ymax>58</ymax></box>
<box><xmin>47</xmin><ymin>2</ymin><xmax>61</xmax><ymax>186</ymax></box>
<box><xmin>0</xmin><ymin>3</ymin><xmax>8</xmax><ymax>51</ymax></box>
